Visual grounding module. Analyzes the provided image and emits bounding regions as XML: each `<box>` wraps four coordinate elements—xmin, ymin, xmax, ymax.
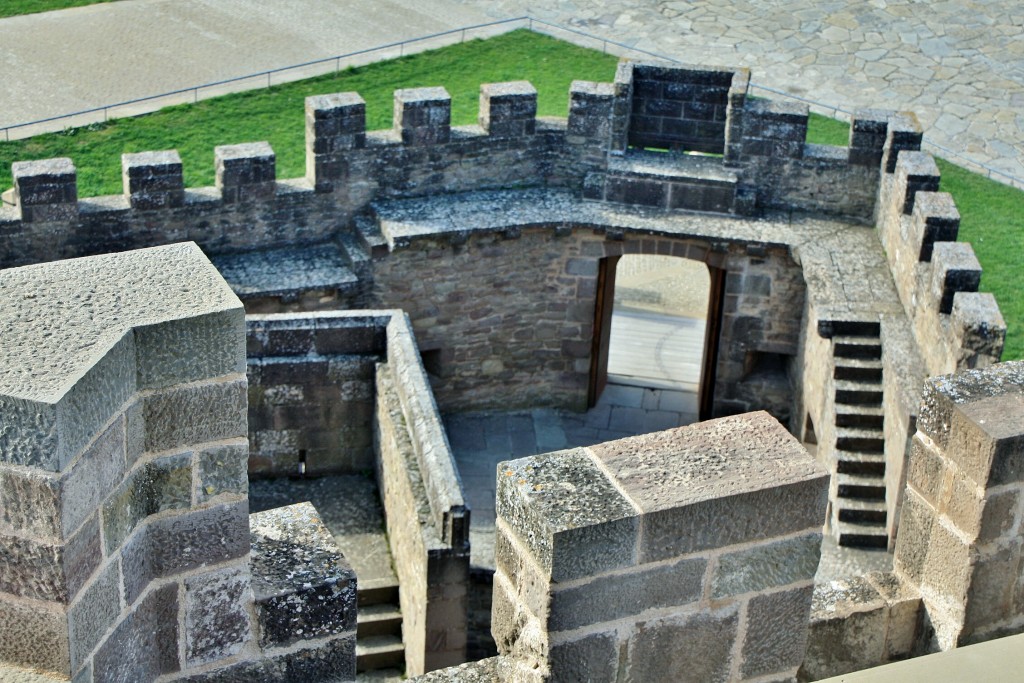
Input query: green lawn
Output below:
<box><xmin>1</xmin><ymin>28</ymin><xmax>1020</xmax><ymax>358</ymax></box>
<box><xmin>0</xmin><ymin>0</ymin><xmax>117</xmax><ymax>18</ymax></box>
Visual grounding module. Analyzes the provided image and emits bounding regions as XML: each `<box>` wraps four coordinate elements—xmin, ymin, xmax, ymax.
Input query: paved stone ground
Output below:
<box><xmin>446</xmin><ymin>381</ymin><xmax>893</xmax><ymax>580</ymax></box>
<box><xmin>3</xmin><ymin>0</ymin><xmax>1022</xmax><ymax>185</ymax></box>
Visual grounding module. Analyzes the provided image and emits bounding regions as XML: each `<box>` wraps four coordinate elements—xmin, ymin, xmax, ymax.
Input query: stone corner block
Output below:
<box><xmin>250</xmin><ymin>502</ymin><xmax>357</xmax><ymax>650</ymax></box>
<box><xmin>917</xmin><ymin>361</ymin><xmax>1024</xmax><ymax>451</ymax></box>
<box><xmin>588</xmin><ymin>411</ymin><xmax>829</xmax><ymax>561</ymax></box>
<box><xmin>495</xmin><ymin>448</ymin><xmax>639</xmax><ymax>582</ymax></box>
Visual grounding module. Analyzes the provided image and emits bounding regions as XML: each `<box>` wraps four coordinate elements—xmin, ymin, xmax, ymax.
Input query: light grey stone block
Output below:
<box><xmin>185</xmin><ymin>565</ymin><xmax>251</xmax><ymax>666</ymax></box>
<box><xmin>143</xmin><ymin>378</ymin><xmax>247</xmax><ymax>453</ymax></box>
<box><xmin>68</xmin><ymin>560</ymin><xmax>121</xmax><ymax>670</ymax></box>
<box><xmin>628</xmin><ymin>606</ymin><xmax>739</xmax><ymax>683</ymax></box>
<box><xmin>712</xmin><ymin>533</ymin><xmax>821</xmax><ymax>599</ymax></box>
<box><xmin>134</xmin><ymin>309</ymin><xmax>246</xmax><ymax>390</ymax></box>
<box><xmin>741</xmin><ymin>585</ymin><xmax>814</xmax><ymax>678</ymax></box>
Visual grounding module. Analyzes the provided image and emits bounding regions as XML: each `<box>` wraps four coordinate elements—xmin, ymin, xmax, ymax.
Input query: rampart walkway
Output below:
<box><xmin>2</xmin><ymin>0</ymin><xmax>1022</xmax><ymax>185</ymax></box>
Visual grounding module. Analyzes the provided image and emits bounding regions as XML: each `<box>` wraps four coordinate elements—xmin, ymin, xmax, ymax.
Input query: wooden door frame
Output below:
<box><xmin>587</xmin><ymin>255</ymin><xmax>726</xmax><ymax>418</ymax></box>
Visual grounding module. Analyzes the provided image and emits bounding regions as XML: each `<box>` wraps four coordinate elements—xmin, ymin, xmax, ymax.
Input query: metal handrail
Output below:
<box><xmin>2</xmin><ymin>13</ymin><xmax>1021</xmax><ymax>190</ymax></box>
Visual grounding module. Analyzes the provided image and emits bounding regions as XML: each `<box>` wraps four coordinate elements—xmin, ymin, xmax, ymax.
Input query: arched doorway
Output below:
<box><xmin>589</xmin><ymin>254</ymin><xmax>725</xmax><ymax>421</ymax></box>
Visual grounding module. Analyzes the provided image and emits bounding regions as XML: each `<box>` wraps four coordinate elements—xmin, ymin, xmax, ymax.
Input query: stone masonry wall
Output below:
<box><xmin>371</xmin><ymin>226</ymin><xmax>804</xmax><ymax>418</ymax></box>
<box><xmin>245</xmin><ymin>312</ymin><xmax>390</xmax><ymax>477</ymax></box>
<box><xmin>491</xmin><ymin>411</ymin><xmax>829</xmax><ymax>682</ymax></box>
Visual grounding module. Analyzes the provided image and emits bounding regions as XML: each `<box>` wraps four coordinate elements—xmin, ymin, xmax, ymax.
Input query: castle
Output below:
<box><xmin>0</xmin><ymin>57</ymin><xmax>1018</xmax><ymax>682</ymax></box>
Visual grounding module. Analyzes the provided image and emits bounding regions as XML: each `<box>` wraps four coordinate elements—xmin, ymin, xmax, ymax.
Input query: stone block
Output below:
<box><xmin>548</xmin><ymin>555</ymin><xmax>705</xmax><ymax>632</ymax></box>
<box><xmin>549</xmin><ymin>632</ymin><xmax>617</xmax><ymax>683</ymax></box>
<box><xmin>92</xmin><ymin>583</ymin><xmax>179</xmax><ymax>683</ymax></box>
<box><xmin>909</xmin><ymin>191</ymin><xmax>960</xmax><ymax>261</ymax></box>
<box><xmin>628</xmin><ymin>606</ymin><xmax>739</xmax><ymax>683</ymax></box>
<box><xmin>952</xmin><ymin>293</ymin><xmax>1006</xmax><ymax>370</ymax></box>
<box><xmin>0</xmin><ymin>600</ymin><xmax>69</xmax><ymax>675</ymax></box>
<box><xmin>495</xmin><ymin>449</ymin><xmax>638</xmax><ymax>582</ymax></box>
<box><xmin>122</xmin><ymin>150</ymin><xmax>185</xmax><ymax>209</ymax></box>
<box><xmin>12</xmin><ymin>157</ymin><xmax>78</xmax><ymax>222</ymax></box>
<box><xmin>929</xmin><ymin>241</ymin><xmax>981</xmax><ymax>314</ymax></box>
<box><xmin>893</xmin><ymin>487</ymin><xmax>935</xmax><ymax>584</ymax></box>
<box><xmin>867</xmin><ymin>571</ymin><xmax>922</xmax><ymax>659</ymax></box>
<box><xmin>962</xmin><ymin>542</ymin><xmax>1020</xmax><ymax>636</ymax></box>
<box><xmin>0</xmin><ymin>511</ymin><xmax>99</xmax><ymax>603</ymax></box>
<box><xmin>250</xmin><ymin>502</ymin><xmax>357</xmax><ymax>649</ymax></box>
<box><xmin>588</xmin><ymin>412</ymin><xmax>828</xmax><ymax>561</ymax></box>
<box><xmin>802</xmin><ymin>577</ymin><xmax>887</xmax><ymax>680</ymax></box>
<box><xmin>916</xmin><ymin>362</ymin><xmax>1024</xmax><ymax>451</ymax></box>
<box><xmin>185</xmin><ymin>565</ymin><xmax>251</xmax><ymax>666</ymax></box>
<box><xmin>479</xmin><ymin>81</ymin><xmax>538</xmax><ymax>137</ymax></box>
<box><xmin>68</xmin><ymin>560</ymin><xmax>121</xmax><ymax>671</ymax></box>
<box><xmin>711</xmin><ymin>533</ymin><xmax>821</xmax><ymax>598</ymax></box>
<box><xmin>883</xmin><ymin>111</ymin><xmax>923</xmax><ymax>173</ymax></box>
<box><xmin>197</xmin><ymin>441</ymin><xmax>249</xmax><ymax>502</ymax></box>
<box><xmin>742</xmin><ymin>584</ymin><xmax>815</xmax><ymax>678</ymax></box>
<box><xmin>134</xmin><ymin>309</ymin><xmax>245</xmax><ymax>390</ymax></box>
<box><xmin>215</xmin><ymin>141</ymin><xmax>276</xmax><ymax>202</ymax></box>
<box><xmin>305</xmin><ymin>92</ymin><xmax>366</xmax><ymax>152</ymax></box>
<box><xmin>394</xmin><ymin>87</ymin><xmax>451</xmax><ymax>146</ymax></box>
<box><xmin>849</xmin><ymin>109</ymin><xmax>891</xmax><ymax>166</ymax></box>
<box><xmin>568</xmin><ymin>81</ymin><xmax>616</xmax><ymax>141</ymax></box>
<box><xmin>122</xmin><ymin>501</ymin><xmax>250</xmax><ymax>603</ymax></box>
<box><xmin>143</xmin><ymin>377</ymin><xmax>247</xmax><ymax>453</ymax></box>
<box><xmin>895</xmin><ymin>150</ymin><xmax>940</xmax><ymax>215</ymax></box>
<box><xmin>102</xmin><ymin>451</ymin><xmax>192</xmax><ymax>555</ymax></box>
<box><xmin>949</xmin><ymin>393</ymin><xmax>1024</xmax><ymax>488</ymax></box>
<box><xmin>907</xmin><ymin>433</ymin><xmax>946</xmax><ymax>506</ymax></box>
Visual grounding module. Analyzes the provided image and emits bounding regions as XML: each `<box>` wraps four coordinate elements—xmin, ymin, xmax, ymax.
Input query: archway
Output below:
<box><xmin>589</xmin><ymin>254</ymin><xmax>725</xmax><ymax>421</ymax></box>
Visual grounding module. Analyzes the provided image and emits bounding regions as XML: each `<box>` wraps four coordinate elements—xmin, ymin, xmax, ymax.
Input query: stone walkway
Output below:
<box><xmin>3</xmin><ymin>0</ymin><xmax>1022</xmax><ymax>185</ymax></box>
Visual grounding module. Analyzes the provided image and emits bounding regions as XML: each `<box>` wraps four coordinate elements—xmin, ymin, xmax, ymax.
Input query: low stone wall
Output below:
<box><xmin>490</xmin><ymin>412</ymin><xmax>829</xmax><ymax>682</ymax></box>
<box><xmin>375</xmin><ymin>313</ymin><xmax>470</xmax><ymax>675</ymax></box>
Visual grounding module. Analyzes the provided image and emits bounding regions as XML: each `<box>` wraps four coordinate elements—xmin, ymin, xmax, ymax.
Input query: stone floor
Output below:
<box><xmin>2</xmin><ymin>0</ymin><xmax>1021</xmax><ymax>185</ymax></box>
<box><xmin>445</xmin><ymin>381</ymin><xmax>893</xmax><ymax>580</ymax></box>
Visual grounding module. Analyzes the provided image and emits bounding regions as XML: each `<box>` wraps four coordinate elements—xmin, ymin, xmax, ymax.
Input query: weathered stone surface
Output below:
<box><xmin>143</xmin><ymin>377</ymin><xmax>247</xmax><ymax>453</ymax></box>
<box><xmin>122</xmin><ymin>150</ymin><xmax>185</xmax><ymax>210</ymax></box>
<box><xmin>0</xmin><ymin>243</ymin><xmax>242</xmax><ymax>471</ymax></box>
<box><xmin>196</xmin><ymin>441</ymin><xmax>249</xmax><ymax>502</ymax></box>
<box><xmin>496</xmin><ymin>448</ymin><xmax>638</xmax><ymax>582</ymax></box>
<box><xmin>68</xmin><ymin>560</ymin><xmax>121</xmax><ymax>670</ymax></box>
<box><xmin>629</xmin><ymin>607</ymin><xmax>739</xmax><ymax>683</ymax></box>
<box><xmin>0</xmin><ymin>600</ymin><xmax>69</xmax><ymax>675</ymax></box>
<box><xmin>917</xmin><ymin>362</ymin><xmax>1024</xmax><ymax>451</ymax></box>
<box><xmin>741</xmin><ymin>585</ymin><xmax>814</xmax><ymax>678</ymax></box>
<box><xmin>122</xmin><ymin>501</ymin><xmax>250</xmax><ymax>603</ymax></box>
<box><xmin>250</xmin><ymin>502</ymin><xmax>357</xmax><ymax>648</ymax></box>
<box><xmin>215</xmin><ymin>141</ymin><xmax>276</xmax><ymax>203</ymax></box>
<box><xmin>93</xmin><ymin>583</ymin><xmax>179</xmax><ymax>682</ymax></box>
<box><xmin>134</xmin><ymin>309</ymin><xmax>245</xmax><ymax>390</ymax></box>
<box><xmin>102</xmin><ymin>451</ymin><xmax>192</xmax><ymax>555</ymax></box>
<box><xmin>803</xmin><ymin>577</ymin><xmax>887</xmax><ymax>680</ymax></box>
<box><xmin>711</xmin><ymin>533</ymin><xmax>821</xmax><ymax>598</ymax></box>
<box><xmin>548</xmin><ymin>555</ymin><xmax>705</xmax><ymax>631</ymax></box>
<box><xmin>185</xmin><ymin>565</ymin><xmax>251</xmax><ymax>666</ymax></box>
<box><xmin>548</xmin><ymin>633</ymin><xmax>617</xmax><ymax>683</ymax></box>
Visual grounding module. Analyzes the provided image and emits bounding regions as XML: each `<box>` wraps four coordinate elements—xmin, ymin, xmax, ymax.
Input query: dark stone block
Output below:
<box><xmin>604</xmin><ymin>176</ymin><xmax>668</xmax><ymax>208</ymax></box>
<box><xmin>185</xmin><ymin>566</ymin><xmax>251</xmax><ymax>666</ymax></box>
<box><xmin>741</xmin><ymin>585</ymin><xmax>815</xmax><ymax>677</ymax></box>
<box><xmin>93</xmin><ymin>584</ymin><xmax>180</xmax><ymax>683</ymax></box>
<box><xmin>629</xmin><ymin>607</ymin><xmax>738</xmax><ymax>682</ymax></box>
<box><xmin>549</xmin><ymin>632</ymin><xmax>618</xmax><ymax>683</ymax></box>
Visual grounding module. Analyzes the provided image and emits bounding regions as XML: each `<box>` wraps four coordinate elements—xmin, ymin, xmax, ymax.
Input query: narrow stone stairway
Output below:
<box><xmin>831</xmin><ymin>330</ymin><xmax>888</xmax><ymax>548</ymax></box>
<box><xmin>248</xmin><ymin>474</ymin><xmax>406</xmax><ymax>679</ymax></box>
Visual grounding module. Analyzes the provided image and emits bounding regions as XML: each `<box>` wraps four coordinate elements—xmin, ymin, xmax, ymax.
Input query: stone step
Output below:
<box><xmin>355</xmin><ymin>215</ymin><xmax>389</xmax><ymax>259</ymax></box>
<box><xmin>836</xmin><ymin>451</ymin><xmax>886</xmax><ymax>477</ymax></box>
<box><xmin>357</xmin><ymin>635</ymin><xmax>405</xmax><ymax>673</ymax></box>
<box><xmin>358</xmin><ymin>582</ymin><xmax>399</xmax><ymax>609</ymax></box>
<box><xmin>833</xmin><ymin>335</ymin><xmax>882</xmax><ymax>360</ymax></box>
<box><xmin>836</xmin><ymin>520</ymin><xmax>889</xmax><ymax>549</ymax></box>
<box><xmin>358</xmin><ymin>603</ymin><xmax>403</xmax><ymax>639</ymax></box>
<box><xmin>211</xmin><ymin>242</ymin><xmax>358</xmax><ymax>302</ymax></box>
<box><xmin>835</xmin><ymin>427</ymin><xmax>885</xmax><ymax>453</ymax></box>
<box><xmin>821</xmin><ymin>320</ymin><xmax>881</xmax><ymax>338</ymax></box>
<box><xmin>837</xmin><ymin>473</ymin><xmax>886</xmax><ymax>501</ymax></box>
<box><xmin>838</xmin><ymin>498</ymin><xmax>888</xmax><ymax>524</ymax></box>
<box><xmin>835</xmin><ymin>380</ymin><xmax>884</xmax><ymax>406</ymax></box>
<box><xmin>835</xmin><ymin>405</ymin><xmax>884</xmax><ymax>429</ymax></box>
<box><xmin>834</xmin><ymin>358</ymin><xmax>883</xmax><ymax>383</ymax></box>
<box><xmin>339</xmin><ymin>229</ymin><xmax>374</xmax><ymax>281</ymax></box>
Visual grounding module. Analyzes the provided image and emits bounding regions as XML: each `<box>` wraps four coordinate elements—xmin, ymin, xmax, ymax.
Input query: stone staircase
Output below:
<box><xmin>356</xmin><ymin>582</ymin><xmax>404</xmax><ymax>676</ymax></box>
<box><xmin>830</xmin><ymin>326</ymin><xmax>888</xmax><ymax>549</ymax></box>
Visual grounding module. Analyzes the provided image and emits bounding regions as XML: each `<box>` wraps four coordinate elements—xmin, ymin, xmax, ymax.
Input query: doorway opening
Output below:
<box><xmin>589</xmin><ymin>254</ymin><xmax>725</xmax><ymax>421</ymax></box>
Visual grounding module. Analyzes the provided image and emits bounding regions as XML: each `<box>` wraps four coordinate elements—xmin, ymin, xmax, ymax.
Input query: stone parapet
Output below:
<box><xmin>395</xmin><ymin>87</ymin><xmax>452</xmax><ymax>146</ymax></box>
<box><xmin>305</xmin><ymin>92</ymin><xmax>367</xmax><ymax>191</ymax></box>
<box><xmin>12</xmin><ymin>157</ymin><xmax>78</xmax><ymax>222</ymax></box>
<box><xmin>491</xmin><ymin>412</ymin><xmax>828</xmax><ymax>682</ymax></box>
<box><xmin>479</xmin><ymin>81</ymin><xmax>537</xmax><ymax>138</ymax></box>
<box><xmin>122</xmin><ymin>150</ymin><xmax>185</xmax><ymax>210</ymax></box>
<box><xmin>895</xmin><ymin>361</ymin><xmax>1024</xmax><ymax>650</ymax></box>
<box><xmin>215</xmin><ymin>141</ymin><xmax>277</xmax><ymax>203</ymax></box>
